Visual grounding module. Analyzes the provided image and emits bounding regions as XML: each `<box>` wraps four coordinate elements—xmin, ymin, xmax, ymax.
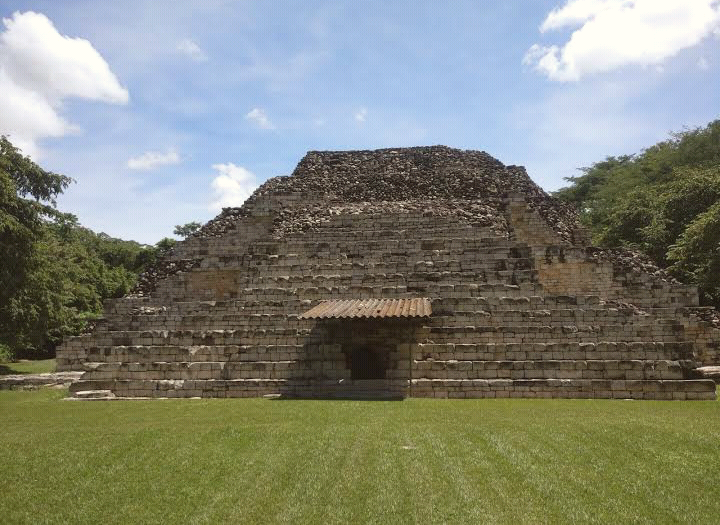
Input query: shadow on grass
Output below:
<box><xmin>0</xmin><ymin>359</ymin><xmax>56</xmax><ymax>376</ymax></box>
<box><xmin>0</xmin><ymin>364</ymin><xmax>20</xmax><ymax>376</ymax></box>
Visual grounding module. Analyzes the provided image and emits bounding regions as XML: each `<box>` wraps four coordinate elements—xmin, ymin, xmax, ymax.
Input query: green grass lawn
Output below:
<box><xmin>1</xmin><ymin>390</ymin><xmax>719</xmax><ymax>524</ymax></box>
<box><xmin>0</xmin><ymin>359</ymin><xmax>56</xmax><ymax>375</ymax></box>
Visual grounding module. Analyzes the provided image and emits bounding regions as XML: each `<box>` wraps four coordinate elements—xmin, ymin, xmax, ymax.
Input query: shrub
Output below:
<box><xmin>0</xmin><ymin>343</ymin><xmax>15</xmax><ymax>363</ymax></box>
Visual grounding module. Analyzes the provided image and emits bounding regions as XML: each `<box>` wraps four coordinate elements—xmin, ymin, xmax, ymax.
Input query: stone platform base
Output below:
<box><xmin>0</xmin><ymin>371</ymin><xmax>83</xmax><ymax>390</ymax></box>
<box><xmin>695</xmin><ymin>366</ymin><xmax>720</xmax><ymax>384</ymax></box>
<box><xmin>68</xmin><ymin>378</ymin><xmax>717</xmax><ymax>400</ymax></box>
<box><xmin>411</xmin><ymin>379</ymin><xmax>716</xmax><ymax>400</ymax></box>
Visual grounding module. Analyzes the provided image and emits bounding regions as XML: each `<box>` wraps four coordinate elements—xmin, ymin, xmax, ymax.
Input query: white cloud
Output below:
<box><xmin>177</xmin><ymin>38</ymin><xmax>208</xmax><ymax>62</ymax></box>
<box><xmin>540</xmin><ymin>0</ymin><xmax>622</xmax><ymax>31</ymax></box>
<box><xmin>354</xmin><ymin>107</ymin><xmax>368</xmax><ymax>122</ymax></box>
<box><xmin>698</xmin><ymin>56</ymin><xmax>710</xmax><ymax>69</ymax></box>
<box><xmin>210</xmin><ymin>163</ymin><xmax>259</xmax><ymax>211</ymax></box>
<box><xmin>0</xmin><ymin>68</ymin><xmax>76</xmax><ymax>156</ymax></box>
<box><xmin>0</xmin><ymin>11</ymin><xmax>128</xmax><ymax>158</ymax></box>
<box><xmin>525</xmin><ymin>0</ymin><xmax>720</xmax><ymax>81</ymax></box>
<box><xmin>127</xmin><ymin>148</ymin><xmax>181</xmax><ymax>170</ymax></box>
<box><xmin>245</xmin><ymin>107</ymin><xmax>275</xmax><ymax>129</ymax></box>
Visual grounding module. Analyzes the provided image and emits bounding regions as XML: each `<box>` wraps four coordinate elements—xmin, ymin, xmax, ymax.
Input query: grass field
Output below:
<box><xmin>1</xmin><ymin>390</ymin><xmax>719</xmax><ymax>524</ymax></box>
<box><xmin>0</xmin><ymin>359</ymin><xmax>56</xmax><ymax>375</ymax></box>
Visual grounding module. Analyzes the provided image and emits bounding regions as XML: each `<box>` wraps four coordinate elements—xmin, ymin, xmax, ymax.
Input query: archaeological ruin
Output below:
<box><xmin>57</xmin><ymin>146</ymin><xmax>719</xmax><ymax>400</ymax></box>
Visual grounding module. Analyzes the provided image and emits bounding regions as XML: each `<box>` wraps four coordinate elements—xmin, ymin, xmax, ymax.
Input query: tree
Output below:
<box><xmin>1</xmin><ymin>136</ymin><xmax>73</xmax><ymax>356</ymax></box>
<box><xmin>554</xmin><ymin>120</ymin><xmax>720</xmax><ymax>308</ymax></box>
<box><xmin>1</xmin><ymin>137</ymin><xmax>158</xmax><ymax>359</ymax></box>
<box><xmin>667</xmin><ymin>201</ymin><xmax>720</xmax><ymax>307</ymax></box>
<box><xmin>155</xmin><ymin>237</ymin><xmax>177</xmax><ymax>255</ymax></box>
<box><xmin>555</xmin><ymin>120</ymin><xmax>720</xmax><ymax>222</ymax></box>
<box><xmin>173</xmin><ymin>221</ymin><xmax>202</xmax><ymax>238</ymax></box>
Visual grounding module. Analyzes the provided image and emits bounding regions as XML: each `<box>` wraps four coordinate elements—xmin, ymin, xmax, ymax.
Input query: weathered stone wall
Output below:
<box><xmin>57</xmin><ymin>146</ymin><xmax>719</xmax><ymax>399</ymax></box>
<box><xmin>533</xmin><ymin>247</ymin><xmax>698</xmax><ymax>307</ymax></box>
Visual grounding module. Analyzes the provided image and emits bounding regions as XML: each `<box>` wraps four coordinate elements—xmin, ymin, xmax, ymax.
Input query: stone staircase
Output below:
<box><xmin>60</xmin><ymin>214</ymin><xmax>717</xmax><ymax>400</ymax></box>
<box><xmin>58</xmin><ymin>147</ymin><xmax>718</xmax><ymax>400</ymax></box>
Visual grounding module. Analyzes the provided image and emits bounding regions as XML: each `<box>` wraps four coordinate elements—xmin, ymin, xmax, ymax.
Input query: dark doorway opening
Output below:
<box><xmin>350</xmin><ymin>347</ymin><xmax>385</xmax><ymax>380</ymax></box>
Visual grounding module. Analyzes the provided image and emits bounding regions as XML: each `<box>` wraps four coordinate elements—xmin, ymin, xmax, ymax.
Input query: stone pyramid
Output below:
<box><xmin>58</xmin><ymin>146</ymin><xmax>718</xmax><ymax>399</ymax></box>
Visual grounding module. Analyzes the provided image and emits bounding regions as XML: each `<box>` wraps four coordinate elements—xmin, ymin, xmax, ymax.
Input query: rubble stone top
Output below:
<box><xmin>194</xmin><ymin>146</ymin><xmax>581</xmax><ymax>243</ymax></box>
<box><xmin>255</xmin><ymin>145</ymin><xmax>542</xmax><ymax>202</ymax></box>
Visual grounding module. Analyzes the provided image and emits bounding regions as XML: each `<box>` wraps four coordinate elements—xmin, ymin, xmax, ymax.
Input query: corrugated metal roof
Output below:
<box><xmin>299</xmin><ymin>298</ymin><xmax>432</xmax><ymax>320</ymax></box>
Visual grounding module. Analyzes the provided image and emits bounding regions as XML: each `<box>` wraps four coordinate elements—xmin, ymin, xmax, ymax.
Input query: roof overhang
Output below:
<box><xmin>299</xmin><ymin>298</ymin><xmax>432</xmax><ymax>320</ymax></box>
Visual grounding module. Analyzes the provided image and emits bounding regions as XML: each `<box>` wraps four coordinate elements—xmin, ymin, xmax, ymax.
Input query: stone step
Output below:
<box><xmin>66</xmin><ymin>377</ymin><xmax>716</xmax><ymax>400</ymax></box>
<box><xmin>204</xmin><ymin>255</ymin><xmax>535</xmax><ymax>273</ymax></box>
<box><xmin>247</xmin><ymin>237</ymin><xmax>523</xmax><ymax>252</ymax></box>
<box><xmin>109</xmin><ymin>300</ymin><xmax>644</xmax><ymax>326</ymax></box>
<box><xmin>432</xmin><ymin>307</ymin><xmax>643</xmax><ymax>319</ymax></box>
<box><xmin>426</xmin><ymin>323</ymin><xmax>685</xmax><ymax>338</ymax></box>
<box><xmin>252</xmin><ymin>238</ymin><xmax>520</xmax><ymax>254</ymax></box>
<box><xmin>97</xmin><ymin>307</ymin><xmax>673</xmax><ymax>333</ymax></box>
<box><xmin>82</xmin><ymin>360</ymin><xmax>406</xmax><ymax>382</ymax></box>
<box><xmin>290</xmin><ymin>209</ymin><xmax>494</xmax><ymax>220</ymax></box>
<box><xmin>186</xmin><ymin>243</ymin><xmax>530</xmax><ymax>268</ymax></box>
<box><xmin>104</xmin><ymin>293</ymin><xmax>609</xmax><ymax>318</ymax></box>
<box><xmin>436</xmin><ymin>300</ymin><xmax>717</xmax><ymax>321</ymax></box>
<box><xmin>82</xmin><ymin>358</ymin><xmax>692</xmax><ymax>381</ymax></box>
<box><xmin>285</xmin><ymin>225</ymin><xmax>498</xmax><ymax>235</ymax></box>
<box><xmin>62</xmin><ymin>341</ymin><xmax>695</xmax><ymax>367</ymax></box>
<box><xmin>155</xmin><ymin>282</ymin><xmax>541</xmax><ymax>302</ymax></box>
<box><xmin>243</xmin><ymin>247</ymin><xmax>527</xmax><ymax>261</ymax></box>
<box><xmin>413</xmin><ymin>359</ymin><xmax>690</xmax><ymax>380</ymax></box>
<box><xmin>73</xmin><ymin>389</ymin><xmax>115</xmax><ymax>399</ymax></box>
<box><xmin>63</xmin><ymin>328</ymin><xmax>314</xmax><ymax>349</ymax></box>
<box><xmin>416</xmin><ymin>341</ymin><xmax>696</xmax><ymax>361</ymax></box>
<box><xmin>426</xmin><ymin>312</ymin><xmax>678</xmax><ymax>327</ymax></box>
<box><xmin>66</xmin><ymin>319</ymin><xmax>690</xmax><ymax>351</ymax></box>
<box><xmin>205</xmin><ymin>253</ymin><xmax>533</xmax><ymax>270</ymax></box>
<box><xmin>284</xmin><ymin>214</ymin><xmax>494</xmax><ymax>225</ymax></box>
<box><xmin>103</xmin><ymin>298</ymin><xmax>711</xmax><ymax>326</ymax></box>
<box><xmin>438</xmin><ymin>295</ymin><xmax>605</xmax><ymax>308</ymax></box>
<box><xmin>285</xmin><ymin>225</ymin><xmax>499</xmax><ymax>238</ymax></box>
<box><xmin>410</xmin><ymin>378</ymin><xmax>716</xmax><ymax>400</ymax></box>
<box><xmin>694</xmin><ymin>366</ymin><xmax>720</xmax><ymax>383</ymax></box>
<box><xmin>62</xmin><ymin>344</ymin><xmax>310</xmax><ymax>366</ymax></box>
<box><xmin>145</xmin><ymin>281</ymin><xmax>547</xmax><ymax>304</ymax></box>
<box><xmin>81</xmin><ymin>361</ymin><xmax>309</xmax><ymax>381</ymax></box>
<box><xmin>0</xmin><ymin>371</ymin><xmax>83</xmax><ymax>390</ymax></box>
<box><xmin>181</xmin><ymin>269</ymin><xmax>538</xmax><ymax>288</ymax></box>
<box><xmin>101</xmin><ymin>312</ymin><xmax>303</xmax><ymax>331</ymax></box>
<box><xmin>98</xmin><ymin>307</ymin><xmax>647</xmax><ymax>333</ymax></box>
<box><xmin>68</xmin><ymin>378</ymin><xmax>409</xmax><ymax>398</ymax></box>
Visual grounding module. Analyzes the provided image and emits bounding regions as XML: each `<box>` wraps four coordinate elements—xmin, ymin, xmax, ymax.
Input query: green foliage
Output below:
<box><xmin>1</xmin><ymin>139</ymin><xmax>65</xmax><ymax>331</ymax></box>
<box><xmin>0</xmin><ymin>136</ymin><xmax>73</xmax><ymax>204</ymax></box>
<box><xmin>0</xmin><ymin>344</ymin><xmax>14</xmax><ymax>363</ymax></box>
<box><xmin>555</xmin><ymin>120</ymin><xmax>720</xmax><ymax>307</ymax></box>
<box><xmin>1</xmin><ymin>136</ymin><xmax>70</xmax><ymax>357</ymax></box>
<box><xmin>155</xmin><ymin>237</ymin><xmax>177</xmax><ymax>255</ymax></box>
<box><xmin>5</xmin><ymin>221</ymin><xmax>159</xmax><ymax>358</ymax></box>
<box><xmin>667</xmin><ymin>201</ymin><xmax>720</xmax><ymax>306</ymax></box>
<box><xmin>1</xmin><ymin>137</ymin><xmax>158</xmax><ymax>358</ymax></box>
<box><xmin>173</xmin><ymin>221</ymin><xmax>201</xmax><ymax>238</ymax></box>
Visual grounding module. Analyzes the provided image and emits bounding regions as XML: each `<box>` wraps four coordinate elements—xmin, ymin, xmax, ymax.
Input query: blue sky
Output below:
<box><xmin>1</xmin><ymin>0</ymin><xmax>719</xmax><ymax>244</ymax></box>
